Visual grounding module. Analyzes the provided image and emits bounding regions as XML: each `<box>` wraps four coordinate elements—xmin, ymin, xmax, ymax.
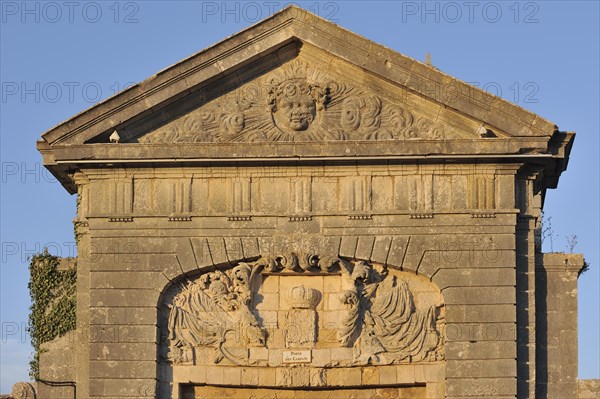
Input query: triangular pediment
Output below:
<box><xmin>126</xmin><ymin>49</ymin><xmax>494</xmax><ymax>144</ymax></box>
<box><xmin>39</xmin><ymin>6</ymin><xmax>559</xmax><ymax>147</ymax></box>
<box><xmin>37</xmin><ymin>5</ymin><xmax>573</xmax><ymax>194</ymax></box>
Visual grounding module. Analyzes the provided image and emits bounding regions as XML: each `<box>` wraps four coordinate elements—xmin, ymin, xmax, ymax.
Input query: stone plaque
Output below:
<box><xmin>283</xmin><ymin>350</ymin><xmax>312</xmax><ymax>363</ymax></box>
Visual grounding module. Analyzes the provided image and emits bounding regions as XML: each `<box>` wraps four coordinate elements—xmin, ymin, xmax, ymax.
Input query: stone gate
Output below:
<box><xmin>30</xmin><ymin>5</ymin><xmax>597</xmax><ymax>399</ymax></box>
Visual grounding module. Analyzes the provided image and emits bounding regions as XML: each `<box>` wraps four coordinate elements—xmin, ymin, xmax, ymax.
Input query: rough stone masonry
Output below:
<box><xmin>10</xmin><ymin>5</ymin><xmax>597</xmax><ymax>399</ymax></box>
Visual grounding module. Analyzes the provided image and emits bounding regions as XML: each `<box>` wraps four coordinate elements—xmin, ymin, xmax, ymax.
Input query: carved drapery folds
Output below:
<box><xmin>139</xmin><ymin>61</ymin><xmax>445</xmax><ymax>143</ymax></box>
<box><xmin>339</xmin><ymin>261</ymin><xmax>442</xmax><ymax>365</ymax></box>
<box><xmin>167</xmin><ymin>264</ymin><xmax>266</xmax><ymax>365</ymax></box>
<box><xmin>165</xmin><ymin>254</ymin><xmax>444</xmax><ymax>367</ymax></box>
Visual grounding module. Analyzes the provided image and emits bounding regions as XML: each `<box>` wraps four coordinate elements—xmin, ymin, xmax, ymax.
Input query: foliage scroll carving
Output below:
<box><xmin>140</xmin><ymin>61</ymin><xmax>446</xmax><ymax>144</ymax></box>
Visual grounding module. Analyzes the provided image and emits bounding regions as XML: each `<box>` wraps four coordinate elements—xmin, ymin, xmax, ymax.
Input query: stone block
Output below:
<box><xmin>90</xmin><ymin>306</ymin><xmax>157</xmax><ymax>325</ymax></box>
<box><xmin>445</xmin><ymin>322</ymin><xmax>517</xmax><ymax>343</ymax></box>
<box><xmin>89</xmin><ymin>360</ymin><xmax>156</xmax><ymax>379</ymax></box>
<box><xmin>39</xmin><ymin>331</ymin><xmax>77</xmax><ymax>381</ymax></box>
<box><xmin>371</xmin><ymin>236</ymin><xmax>392</xmax><ymax>264</ymax></box>
<box><xmin>88</xmin><ymin>325</ymin><xmax>157</xmax><ymax>344</ymax></box>
<box><xmin>89</xmin><ymin>378</ymin><xmax>156</xmax><ymax>397</ymax></box>
<box><xmin>223</xmin><ymin>367</ymin><xmax>242</xmax><ymax>385</ymax></box>
<box><xmin>309</xmin><ymin>368</ymin><xmax>327</xmax><ymax>387</ymax></box>
<box><xmin>89</xmin><ymin>342</ymin><xmax>156</xmax><ymax>361</ymax></box>
<box><xmin>445</xmin><ymin>341</ymin><xmax>516</xmax><ymax>360</ymax></box>
<box><xmin>360</xmin><ymin>367</ymin><xmax>380</xmax><ymax>386</ymax></box>
<box><xmin>258</xmin><ymin>367</ymin><xmax>276</xmax><ymax>387</ymax></box>
<box><xmin>90</xmin><ymin>289</ymin><xmax>159</xmax><ymax>308</ymax></box>
<box><xmin>330</xmin><ymin>347</ymin><xmax>353</xmax><ymax>362</ymax></box>
<box><xmin>387</xmin><ymin>236</ymin><xmax>410</xmax><ymax>268</ymax></box>
<box><xmin>241</xmin><ymin>237</ymin><xmax>260</xmax><ymax>259</ymax></box>
<box><xmin>173</xmin><ymin>365</ymin><xmax>206</xmax><ymax>383</ymax></box>
<box><xmin>326</xmin><ymin>293</ymin><xmax>344</xmax><ymax>311</ymax></box>
<box><xmin>424</xmin><ymin>363</ymin><xmax>445</xmax><ymax>382</ymax></box>
<box><xmin>205</xmin><ymin>366</ymin><xmax>224</xmax><ymax>385</ymax></box>
<box><xmin>446</xmin><ymin>377</ymin><xmax>516</xmax><ymax>396</ymax></box>
<box><xmin>339</xmin><ymin>236</ymin><xmax>358</xmax><ymax>258</ymax></box>
<box><xmin>324</xmin><ymin>368</ymin><xmax>346</xmax><ymax>387</ymax></box>
<box><xmin>396</xmin><ymin>365</ymin><xmax>416</xmax><ymax>384</ymax></box>
<box><xmin>254</xmin><ymin>292</ymin><xmax>279</xmax><ymax>311</ymax></box>
<box><xmin>249</xmin><ymin>347</ymin><xmax>269</xmax><ymax>361</ymax></box>
<box><xmin>446</xmin><ymin>304</ymin><xmax>516</xmax><ymax>323</ymax></box>
<box><xmin>240</xmin><ymin>367</ymin><xmax>259</xmax><ymax>386</ymax></box>
<box><xmin>268</xmin><ymin>349</ymin><xmax>283</xmax><ymax>367</ymax></box>
<box><xmin>355</xmin><ymin>236</ymin><xmax>375</xmax><ymax>260</ymax></box>
<box><xmin>442</xmin><ymin>286</ymin><xmax>515</xmax><ymax>305</ymax></box>
<box><xmin>256</xmin><ymin>310</ymin><xmax>277</xmax><ymax>326</ymax></box>
<box><xmin>261</xmin><ymin>275</ymin><xmax>279</xmax><ymax>293</ymax></box>
<box><xmin>446</xmin><ymin>359</ymin><xmax>516</xmax><ymax>378</ymax></box>
<box><xmin>379</xmin><ymin>365</ymin><xmax>397</xmax><ymax>385</ymax></box>
<box><xmin>425</xmin><ymin>382</ymin><xmax>446</xmax><ymax>399</ymax></box>
<box><xmin>323</xmin><ymin>276</ymin><xmax>341</xmax><ymax>293</ymax></box>
<box><xmin>413</xmin><ymin>364</ymin><xmax>425</xmax><ymax>383</ymax></box>
<box><xmin>91</xmin><ymin>271</ymin><xmax>167</xmax><ymax>290</ymax></box>
<box><xmin>312</xmin><ymin>349</ymin><xmax>331</xmax><ymax>367</ymax></box>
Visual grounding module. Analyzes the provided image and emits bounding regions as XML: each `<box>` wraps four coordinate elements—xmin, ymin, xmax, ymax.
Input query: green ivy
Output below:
<box><xmin>579</xmin><ymin>259</ymin><xmax>591</xmax><ymax>277</ymax></box>
<box><xmin>28</xmin><ymin>249</ymin><xmax>76</xmax><ymax>380</ymax></box>
<box><xmin>73</xmin><ymin>220</ymin><xmax>85</xmax><ymax>246</ymax></box>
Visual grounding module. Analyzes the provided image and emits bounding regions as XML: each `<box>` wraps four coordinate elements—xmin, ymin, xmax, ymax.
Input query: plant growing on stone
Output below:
<box><xmin>565</xmin><ymin>234</ymin><xmax>578</xmax><ymax>253</ymax></box>
<box><xmin>27</xmin><ymin>249</ymin><xmax>76</xmax><ymax>379</ymax></box>
<box><xmin>541</xmin><ymin>211</ymin><xmax>558</xmax><ymax>252</ymax></box>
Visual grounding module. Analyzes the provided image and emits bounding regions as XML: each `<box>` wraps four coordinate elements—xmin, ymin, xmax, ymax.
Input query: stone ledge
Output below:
<box><xmin>536</xmin><ymin>253</ymin><xmax>584</xmax><ymax>273</ymax></box>
<box><xmin>173</xmin><ymin>363</ymin><xmax>445</xmax><ymax>387</ymax></box>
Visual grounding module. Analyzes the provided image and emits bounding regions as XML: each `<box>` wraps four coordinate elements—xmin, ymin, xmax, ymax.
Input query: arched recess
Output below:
<box><xmin>156</xmin><ymin>253</ymin><xmax>446</xmax><ymax>399</ymax></box>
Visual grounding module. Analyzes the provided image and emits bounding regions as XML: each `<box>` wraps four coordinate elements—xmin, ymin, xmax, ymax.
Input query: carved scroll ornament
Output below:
<box><xmin>10</xmin><ymin>383</ymin><xmax>36</xmax><ymax>399</ymax></box>
<box><xmin>140</xmin><ymin>61</ymin><xmax>446</xmax><ymax>144</ymax></box>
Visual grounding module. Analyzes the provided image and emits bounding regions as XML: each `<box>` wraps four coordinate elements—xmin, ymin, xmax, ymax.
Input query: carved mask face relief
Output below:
<box><xmin>276</xmin><ymin>82</ymin><xmax>317</xmax><ymax>131</ymax></box>
<box><xmin>268</xmin><ymin>62</ymin><xmax>330</xmax><ymax>139</ymax></box>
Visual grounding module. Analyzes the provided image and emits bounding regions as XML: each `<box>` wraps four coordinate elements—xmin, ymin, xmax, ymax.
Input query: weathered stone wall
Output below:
<box><xmin>37</xmin><ymin>331</ymin><xmax>76</xmax><ymax>399</ymax></box>
<box><xmin>70</xmin><ymin>163</ymin><xmax>521</xmax><ymax>398</ymax></box>
<box><xmin>536</xmin><ymin>253</ymin><xmax>583</xmax><ymax>398</ymax></box>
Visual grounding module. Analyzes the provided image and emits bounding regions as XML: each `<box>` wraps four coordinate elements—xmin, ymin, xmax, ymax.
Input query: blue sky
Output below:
<box><xmin>1</xmin><ymin>0</ymin><xmax>598</xmax><ymax>392</ymax></box>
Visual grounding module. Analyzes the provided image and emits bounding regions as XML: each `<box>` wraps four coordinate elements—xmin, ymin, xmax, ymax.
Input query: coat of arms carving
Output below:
<box><xmin>164</xmin><ymin>254</ymin><xmax>444</xmax><ymax>368</ymax></box>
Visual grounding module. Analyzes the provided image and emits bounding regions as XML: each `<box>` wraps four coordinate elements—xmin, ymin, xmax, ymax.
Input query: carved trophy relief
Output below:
<box><xmin>164</xmin><ymin>252</ymin><xmax>444</xmax><ymax>368</ymax></box>
<box><xmin>167</xmin><ymin>264</ymin><xmax>266</xmax><ymax>366</ymax></box>
<box><xmin>138</xmin><ymin>60</ymin><xmax>448</xmax><ymax>144</ymax></box>
<box><xmin>337</xmin><ymin>260</ymin><xmax>443</xmax><ymax>365</ymax></box>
